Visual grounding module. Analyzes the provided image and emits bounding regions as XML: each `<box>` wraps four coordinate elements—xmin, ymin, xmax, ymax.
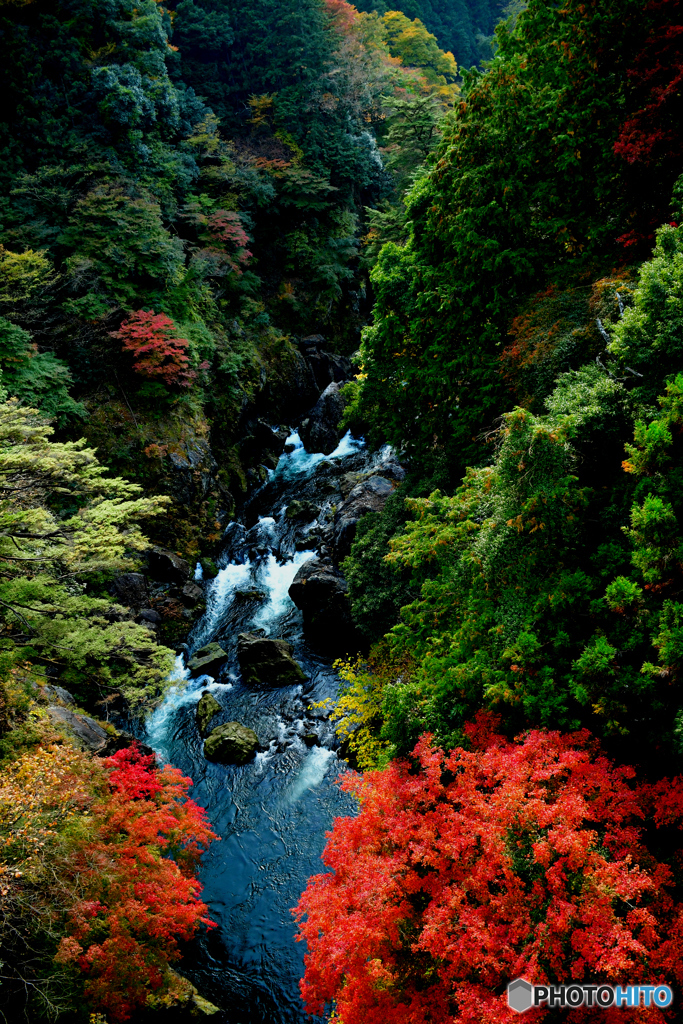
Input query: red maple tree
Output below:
<box><xmin>56</xmin><ymin>744</ymin><xmax>217</xmax><ymax>1021</ymax></box>
<box><xmin>113</xmin><ymin>310</ymin><xmax>197</xmax><ymax>387</ymax></box>
<box><xmin>294</xmin><ymin>717</ymin><xmax>683</xmax><ymax>1023</ymax></box>
<box><xmin>614</xmin><ymin>0</ymin><xmax>683</xmax><ymax>170</ymax></box>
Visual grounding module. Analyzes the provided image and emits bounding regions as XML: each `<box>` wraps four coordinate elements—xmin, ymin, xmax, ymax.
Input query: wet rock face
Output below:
<box><xmin>188</xmin><ymin>642</ymin><xmax>229</xmax><ymax>677</ymax></box>
<box><xmin>288</xmin><ymin>557</ymin><xmax>358</xmax><ymax>654</ymax></box>
<box><xmin>300</xmin><ymin>335</ymin><xmax>353</xmax><ymax>392</ymax></box>
<box><xmin>285</xmin><ymin>499</ymin><xmax>319</xmax><ymax>522</ymax></box>
<box><xmin>237</xmin><ymin>632</ymin><xmax>307</xmax><ymax>688</ymax></box>
<box><xmin>264</xmin><ymin>347</ymin><xmax>319</xmax><ymax>423</ymax></box>
<box><xmin>299</xmin><ymin>382</ymin><xmax>346</xmax><ymax>455</ymax></box>
<box><xmin>166</xmin><ymin>437</ymin><xmax>221</xmax><ymax>509</ymax></box>
<box><xmin>181</xmin><ymin>581</ymin><xmax>204</xmax><ymax>607</ymax></box>
<box><xmin>196</xmin><ymin>691</ymin><xmax>222</xmax><ymax>737</ymax></box>
<box><xmin>333</xmin><ymin>475</ymin><xmax>396</xmax><ymax>560</ymax></box>
<box><xmin>47</xmin><ymin>706</ymin><xmax>109</xmax><ymax>753</ymax></box>
<box><xmin>204</xmin><ymin>722</ymin><xmax>260</xmax><ymax>765</ymax></box>
<box><xmin>148</xmin><ymin>546</ymin><xmax>191</xmax><ymax>585</ymax></box>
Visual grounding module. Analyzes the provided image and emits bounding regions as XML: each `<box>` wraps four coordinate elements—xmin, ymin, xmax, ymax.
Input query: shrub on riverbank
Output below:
<box><xmin>296</xmin><ymin>721</ymin><xmax>683</xmax><ymax>1022</ymax></box>
<box><xmin>0</xmin><ymin>741</ymin><xmax>216</xmax><ymax>1020</ymax></box>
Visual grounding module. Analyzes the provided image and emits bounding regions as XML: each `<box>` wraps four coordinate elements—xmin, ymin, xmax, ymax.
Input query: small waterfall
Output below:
<box><xmin>191</xmin><ymin>561</ymin><xmax>252</xmax><ymax>652</ymax></box>
<box><xmin>270</xmin><ymin>428</ymin><xmax>363</xmax><ymax>483</ymax></box>
<box><xmin>252</xmin><ymin>551</ymin><xmax>315</xmax><ymax>633</ymax></box>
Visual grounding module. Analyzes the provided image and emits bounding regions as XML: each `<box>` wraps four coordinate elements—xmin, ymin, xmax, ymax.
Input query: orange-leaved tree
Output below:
<box><xmin>54</xmin><ymin>743</ymin><xmax>217</xmax><ymax>1020</ymax></box>
<box><xmin>113</xmin><ymin>310</ymin><xmax>197</xmax><ymax>387</ymax></box>
<box><xmin>294</xmin><ymin>717</ymin><xmax>683</xmax><ymax>1023</ymax></box>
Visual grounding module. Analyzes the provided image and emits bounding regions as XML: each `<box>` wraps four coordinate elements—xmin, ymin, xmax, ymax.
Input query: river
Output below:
<box><xmin>145</xmin><ymin>430</ymin><xmax>383</xmax><ymax>1023</ymax></box>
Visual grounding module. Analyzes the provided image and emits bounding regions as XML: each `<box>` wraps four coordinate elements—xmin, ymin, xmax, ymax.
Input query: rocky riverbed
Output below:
<box><xmin>144</xmin><ymin>428</ymin><xmax>402</xmax><ymax>1023</ymax></box>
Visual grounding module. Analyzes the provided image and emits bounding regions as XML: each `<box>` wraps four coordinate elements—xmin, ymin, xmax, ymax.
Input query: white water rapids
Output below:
<box><xmin>144</xmin><ymin>431</ymin><xmax>373</xmax><ymax>1023</ymax></box>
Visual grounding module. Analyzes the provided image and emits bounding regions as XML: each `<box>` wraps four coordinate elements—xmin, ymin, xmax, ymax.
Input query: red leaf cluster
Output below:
<box><xmin>183</xmin><ymin>204</ymin><xmax>252</xmax><ymax>275</ymax></box>
<box><xmin>614</xmin><ymin>0</ymin><xmax>683</xmax><ymax>169</ymax></box>
<box><xmin>294</xmin><ymin>718</ymin><xmax>683</xmax><ymax>1023</ymax></box>
<box><xmin>55</xmin><ymin>744</ymin><xmax>217</xmax><ymax>1021</ymax></box>
<box><xmin>112</xmin><ymin>310</ymin><xmax>196</xmax><ymax>387</ymax></box>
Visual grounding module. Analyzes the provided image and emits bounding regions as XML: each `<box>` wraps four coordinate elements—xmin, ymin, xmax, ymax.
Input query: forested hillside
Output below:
<box><xmin>2</xmin><ymin>0</ymin><xmax>683</xmax><ymax>1019</ymax></box>
<box><xmin>298</xmin><ymin>0</ymin><xmax>683</xmax><ymax>1018</ymax></box>
<box><xmin>355</xmin><ymin>0</ymin><xmax>506</xmax><ymax>67</ymax></box>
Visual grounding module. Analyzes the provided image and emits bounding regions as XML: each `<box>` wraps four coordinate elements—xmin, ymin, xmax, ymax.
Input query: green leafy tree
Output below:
<box><xmin>0</xmin><ymin>397</ymin><xmax>174</xmax><ymax>707</ymax></box>
<box><xmin>349</xmin><ymin>0</ymin><xmax>678</xmax><ymax>478</ymax></box>
<box><xmin>382</xmin><ymin>11</ymin><xmax>458</xmax><ymax>87</ymax></box>
<box><xmin>346</xmin><ymin>195</ymin><xmax>683</xmax><ymax>771</ymax></box>
<box><xmin>0</xmin><ymin>318</ymin><xmax>85</xmax><ymax>427</ymax></box>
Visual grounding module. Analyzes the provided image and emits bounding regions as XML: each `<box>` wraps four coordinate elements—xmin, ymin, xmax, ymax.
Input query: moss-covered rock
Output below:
<box><xmin>204</xmin><ymin>722</ymin><xmax>259</xmax><ymax>765</ymax></box>
<box><xmin>237</xmin><ymin>632</ymin><xmax>306</xmax><ymax>688</ymax></box>
<box><xmin>188</xmin><ymin>642</ymin><xmax>228</xmax><ymax>677</ymax></box>
<box><xmin>196</xmin><ymin>691</ymin><xmax>221</xmax><ymax>737</ymax></box>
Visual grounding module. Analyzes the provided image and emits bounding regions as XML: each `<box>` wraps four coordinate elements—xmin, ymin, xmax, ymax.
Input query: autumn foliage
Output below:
<box><xmin>614</xmin><ymin>0</ymin><xmax>683</xmax><ymax>170</ymax></box>
<box><xmin>113</xmin><ymin>310</ymin><xmax>196</xmax><ymax>387</ymax></box>
<box><xmin>295</xmin><ymin>718</ymin><xmax>683</xmax><ymax>1023</ymax></box>
<box><xmin>56</xmin><ymin>744</ymin><xmax>216</xmax><ymax>1020</ymax></box>
<box><xmin>0</xmin><ymin>741</ymin><xmax>216</xmax><ymax>1021</ymax></box>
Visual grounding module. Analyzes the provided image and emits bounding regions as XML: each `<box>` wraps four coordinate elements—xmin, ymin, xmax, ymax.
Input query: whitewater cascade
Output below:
<box><xmin>145</xmin><ymin>430</ymin><xmax>379</xmax><ymax>1023</ymax></box>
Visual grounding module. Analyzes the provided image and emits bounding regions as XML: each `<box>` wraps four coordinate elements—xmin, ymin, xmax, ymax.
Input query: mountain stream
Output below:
<box><xmin>145</xmin><ymin>431</ymin><xmax>387</xmax><ymax>1023</ymax></box>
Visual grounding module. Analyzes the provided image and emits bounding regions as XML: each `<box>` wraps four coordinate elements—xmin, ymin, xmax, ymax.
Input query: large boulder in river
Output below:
<box><xmin>204</xmin><ymin>722</ymin><xmax>259</xmax><ymax>765</ymax></box>
<box><xmin>288</xmin><ymin>557</ymin><xmax>358</xmax><ymax>653</ymax></box>
<box><xmin>148</xmin><ymin>546</ymin><xmax>191</xmax><ymax>585</ymax></box>
<box><xmin>237</xmin><ymin>632</ymin><xmax>306</xmax><ymax>688</ymax></box>
<box><xmin>334</xmin><ymin>475</ymin><xmax>396</xmax><ymax>560</ymax></box>
<box><xmin>188</xmin><ymin>642</ymin><xmax>229</xmax><ymax>677</ymax></box>
<box><xmin>299</xmin><ymin>381</ymin><xmax>346</xmax><ymax>455</ymax></box>
<box><xmin>196</xmin><ymin>691</ymin><xmax>221</xmax><ymax>737</ymax></box>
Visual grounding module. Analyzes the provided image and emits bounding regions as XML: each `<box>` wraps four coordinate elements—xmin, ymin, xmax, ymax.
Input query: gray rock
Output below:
<box><xmin>138</xmin><ymin>607</ymin><xmax>162</xmax><ymax>624</ymax></box>
<box><xmin>307</xmin><ymin>349</ymin><xmax>353</xmax><ymax>391</ymax></box>
<box><xmin>288</xmin><ymin>558</ymin><xmax>358</xmax><ymax>654</ymax></box>
<box><xmin>378</xmin><ymin>457</ymin><xmax>406</xmax><ymax>483</ymax></box>
<box><xmin>43</xmin><ymin>684</ymin><xmax>75</xmax><ymax>706</ymax></box>
<box><xmin>111</xmin><ymin>572</ymin><xmax>149</xmax><ymax>608</ymax></box>
<box><xmin>188</xmin><ymin>642</ymin><xmax>229</xmax><ymax>677</ymax></box>
<box><xmin>204</xmin><ymin>722</ymin><xmax>259</xmax><ymax>765</ymax></box>
<box><xmin>302</xmin><ymin>733</ymin><xmax>319</xmax><ymax>748</ymax></box>
<box><xmin>196</xmin><ymin>691</ymin><xmax>221</xmax><ymax>737</ymax></box>
<box><xmin>100</xmin><ymin>730</ymin><xmax>155</xmax><ymax>758</ymax></box>
<box><xmin>237</xmin><ymin>632</ymin><xmax>306</xmax><ymax>688</ymax></box>
<box><xmin>181</xmin><ymin>582</ymin><xmax>204</xmax><ymax>608</ymax></box>
<box><xmin>166</xmin><ymin>437</ymin><xmax>221</xmax><ymax>508</ymax></box>
<box><xmin>265</xmin><ymin>347</ymin><xmax>319</xmax><ymax>422</ymax></box>
<box><xmin>47</xmin><ymin>706</ymin><xmax>108</xmax><ymax>753</ymax></box>
<box><xmin>334</xmin><ymin>475</ymin><xmax>396</xmax><ymax>560</ymax></box>
<box><xmin>299</xmin><ymin>382</ymin><xmax>346</xmax><ymax>455</ymax></box>
<box><xmin>148</xmin><ymin>546</ymin><xmax>191</xmax><ymax>585</ymax></box>
<box><xmin>234</xmin><ymin>588</ymin><xmax>268</xmax><ymax>603</ymax></box>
